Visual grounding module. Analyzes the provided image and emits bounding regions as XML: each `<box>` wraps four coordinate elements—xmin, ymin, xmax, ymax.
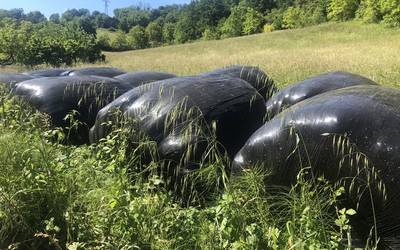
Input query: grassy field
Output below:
<box><xmin>1</xmin><ymin>21</ymin><xmax>398</xmax><ymax>249</ymax></box>
<box><xmin>100</xmin><ymin>21</ymin><xmax>400</xmax><ymax>89</ymax></box>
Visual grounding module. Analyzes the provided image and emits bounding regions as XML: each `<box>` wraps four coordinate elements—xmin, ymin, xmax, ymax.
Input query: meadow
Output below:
<box><xmin>1</xmin><ymin>21</ymin><xmax>399</xmax><ymax>249</ymax></box>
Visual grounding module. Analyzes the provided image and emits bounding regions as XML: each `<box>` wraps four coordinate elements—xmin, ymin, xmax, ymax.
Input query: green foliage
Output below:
<box><xmin>220</xmin><ymin>5</ymin><xmax>247</xmax><ymax>37</ymax></box>
<box><xmin>356</xmin><ymin>0</ymin><xmax>381</xmax><ymax>23</ymax></box>
<box><xmin>114</xmin><ymin>6</ymin><xmax>151</xmax><ymax>33</ymax></box>
<box><xmin>110</xmin><ymin>31</ymin><xmax>130</xmax><ymax>51</ymax></box>
<box><xmin>243</xmin><ymin>8</ymin><xmax>264</xmax><ymax>35</ymax></box>
<box><xmin>380</xmin><ymin>0</ymin><xmax>400</xmax><ymax>27</ymax></box>
<box><xmin>163</xmin><ymin>22</ymin><xmax>176</xmax><ymax>44</ymax></box>
<box><xmin>265</xmin><ymin>8</ymin><xmax>286</xmax><ymax>30</ymax></box>
<box><xmin>128</xmin><ymin>25</ymin><xmax>148</xmax><ymax>50</ymax></box>
<box><xmin>0</xmin><ymin>22</ymin><xmax>103</xmax><ymax>67</ymax></box>
<box><xmin>328</xmin><ymin>0</ymin><xmax>360</xmax><ymax>21</ymax></box>
<box><xmin>146</xmin><ymin>21</ymin><xmax>163</xmax><ymax>47</ymax></box>
<box><xmin>283</xmin><ymin>7</ymin><xmax>306</xmax><ymax>29</ymax></box>
<box><xmin>202</xmin><ymin>26</ymin><xmax>221</xmax><ymax>40</ymax></box>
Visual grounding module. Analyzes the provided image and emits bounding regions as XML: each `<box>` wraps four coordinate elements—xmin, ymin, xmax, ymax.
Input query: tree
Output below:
<box><xmin>283</xmin><ymin>6</ymin><xmax>305</xmax><ymax>28</ymax></box>
<box><xmin>25</xmin><ymin>11</ymin><xmax>47</xmax><ymax>24</ymax></box>
<box><xmin>327</xmin><ymin>0</ymin><xmax>359</xmax><ymax>21</ymax></box>
<box><xmin>380</xmin><ymin>0</ymin><xmax>400</xmax><ymax>27</ymax></box>
<box><xmin>163</xmin><ymin>22</ymin><xmax>176</xmax><ymax>44</ymax></box>
<box><xmin>127</xmin><ymin>25</ymin><xmax>148</xmax><ymax>49</ymax></box>
<box><xmin>114</xmin><ymin>7</ymin><xmax>151</xmax><ymax>32</ymax></box>
<box><xmin>220</xmin><ymin>5</ymin><xmax>246</xmax><ymax>37</ymax></box>
<box><xmin>356</xmin><ymin>0</ymin><xmax>381</xmax><ymax>23</ymax></box>
<box><xmin>173</xmin><ymin>5</ymin><xmax>201</xmax><ymax>43</ymax></box>
<box><xmin>49</xmin><ymin>13</ymin><xmax>60</xmax><ymax>24</ymax></box>
<box><xmin>146</xmin><ymin>21</ymin><xmax>163</xmax><ymax>47</ymax></box>
<box><xmin>243</xmin><ymin>7</ymin><xmax>264</xmax><ymax>34</ymax></box>
<box><xmin>111</xmin><ymin>31</ymin><xmax>129</xmax><ymax>51</ymax></box>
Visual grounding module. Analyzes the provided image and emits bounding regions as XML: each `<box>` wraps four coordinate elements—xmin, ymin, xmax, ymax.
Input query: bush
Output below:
<box><xmin>202</xmin><ymin>26</ymin><xmax>220</xmax><ymax>40</ymax></box>
<box><xmin>110</xmin><ymin>31</ymin><xmax>130</xmax><ymax>51</ymax></box>
<box><xmin>356</xmin><ymin>0</ymin><xmax>381</xmax><ymax>23</ymax></box>
<box><xmin>243</xmin><ymin>8</ymin><xmax>264</xmax><ymax>35</ymax></box>
<box><xmin>97</xmin><ymin>32</ymin><xmax>112</xmax><ymax>51</ymax></box>
<box><xmin>380</xmin><ymin>0</ymin><xmax>400</xmax><ymax>27</ymax></box>
<box><xmin>328</xmin><ymin>0</ymin><xmax>359</xmax><ymax>21</ymax></box>
<box><xmin>220</xmin><ymin>5</ymin><xmax>246</xmax><ymax>38</ymax></box>
<box><xmin>283</xmin><ymin>7</ymin><xmax>305</xmax><ymax>29</ymax></box>
<box><xmin>146</xmin><ymin>21</ymin><xmax>163</xmax><ymax>47</ymax></box>
<box><xmin>128</xmin><ymin>25</ymin><xmax>148</xmax><ymax>49</ymax></box>
<box><xmin>0</xmin><ymin>22</ymin><xmax>103</xmax><ymax>67</ymax></box>
<box><xmin>163</xmin><ymin>22</ymin><xmax>176</xmax><ymax>44</ymax></box>
<box><xmin>265</xmin><ymin>8</ymin><xmax>285</xmax><ymax>30</ymax></box>
<box><xmin>263</xmin><ymin>23</ymin><xmax>275</xmax><ymax>32</ymax></box>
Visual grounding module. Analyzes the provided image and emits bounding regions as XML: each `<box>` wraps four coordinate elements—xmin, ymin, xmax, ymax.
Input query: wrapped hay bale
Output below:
<box><xmin>115</xmin><ymin>71</ymin><xmax>176</xmax><ymax>87</ymax></box>
<box><xmin>14</xmin><ymin>76</ymin><xmax>133</xmax><ymax>144</ymax></box>
<box><xmin>233</xmin><ymin>85</ymin><xmax>400</xmax><ymax>247</ymax></box>
<box><xmin>201</xmin><ymin>65</ymin><xmax>277</xmax><ymax>100</ymax></box>
<box><xmin>23</xmin><ymin>68</ymin><xmax>71</xmax><ymax>78</ymax></box>
<box><xmin>0</xmin><ymin>73</ymin><xmax>34</xmax><ymax>89</ymax></box>
<box><xmin>266</xmin><ymin>71</ymin><xmax>378</xmax><ymax>119</ymax></box>
<box><xmin>67</xmin><ymin>67</ymin><xmax>126</xmax><ymax>77</ymax></box>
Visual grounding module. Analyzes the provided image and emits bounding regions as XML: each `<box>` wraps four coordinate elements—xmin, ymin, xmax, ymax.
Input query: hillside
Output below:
<box><xmin>102</xmin><ymin>21</ymin><xmax>400</xmax><ymax>89</ymax></box>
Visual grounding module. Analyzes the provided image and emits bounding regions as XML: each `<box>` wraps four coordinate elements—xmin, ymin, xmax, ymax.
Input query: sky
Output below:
<box><xmin>0</xmin><ymin>0</ymin><xmax>191</xmax><ymax>17</ymax></box>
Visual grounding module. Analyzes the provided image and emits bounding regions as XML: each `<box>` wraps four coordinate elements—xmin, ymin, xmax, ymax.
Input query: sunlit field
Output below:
<box><xmin>99</xmin><ymin>21</ymin><xmax>400</xmax><ymax>89</ymax></box>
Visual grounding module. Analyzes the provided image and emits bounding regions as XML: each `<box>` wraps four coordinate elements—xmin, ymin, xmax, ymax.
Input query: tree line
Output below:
<box><xmin>0</xmin><ymin>0</ymin><xmax>399</xmax><ymax>66</ymax></box>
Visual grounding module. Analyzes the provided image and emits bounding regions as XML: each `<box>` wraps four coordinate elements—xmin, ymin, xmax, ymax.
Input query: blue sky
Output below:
<box><xmin>0</xmin><ymin>0</ymin><xmax>191</xmax><ymax>17</ymax></box>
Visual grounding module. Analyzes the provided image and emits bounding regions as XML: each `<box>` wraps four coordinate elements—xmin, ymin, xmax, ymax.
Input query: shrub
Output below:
<box><xmin>127</xmin><ymin>25</ymin><xmax>148</xmax><ymax>49</ymax></box>
<box><xmin>220</xmin><ymin>5</ymin><xmax>246</xmax><ymax>38</ymax></box>
<box><xmin>97</xmin><ymin>32</ymin><xmax>112</xmax><ymax>51</ymax></box>
<box><xmin>146</xmin><ymin>21</ymin><xmax>163</xmax><ymax>47</ymax></box>
<box><xmin>283</xmin><ymin>7</ymin><xmax>305</xmax><ymax>29</ymax></box>
<box><xmin>163</xmin><ymin>22</ymin><xmax>176</xmax><ymax>44</ymax></box>
<box><xmin>327</xmin><ymin>0</ymin><xmax>359</xmax><ymax>21</ymax></box>
<box><xmin>202</xmin><ymin>26</ymin><xmax>221</xmax><ymax>40</ymax></box>
<box><xmin>380</xmin><ymin>0</ymin><xmax>400</xmax><ymax>27</ymax></box>
<box><xmin>110</xmin><ymin>31</ymin><xmax>130</xmax><ymax>51</ymax></box>
<box><xmin>243</xmin><ymin>8</ymin><xmax>264</xmax><ymax>35</ymax></box>
<box><xmin>0</xmin><ymin>22</ymin><xmax>103</xmax><ymax>67</ymax></box>
<box><xmin>265</xmin><ymin>8</ymin><xmax>285</xmax><ymax>30</ymax></box>
<box><xmin>356</xmin><ymin>0</ymin><xmax>381</xmax><ymax>23</ymax></box>
<box><xmin>263</xmin><ymin>23</ymin><xmax>275</xmax><ymax>32</ymax></box>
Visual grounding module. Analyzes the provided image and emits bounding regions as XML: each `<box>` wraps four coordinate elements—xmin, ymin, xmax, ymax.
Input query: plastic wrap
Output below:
<box><xmin>23</xmin><ymin>68</ymin><xmax>71</xmax><ymax>78</ymax></box>
<box><xmin>67</xmin><ymin>67</ymin><xmax>126</xmax><ymax>77</ymax></box>
<box><xmin>233</xmin><ymin>85</ymin><xmax>400</xmax><ymax>244</ymax></box>
<box><xmin>201</xmin><ymin>65</ymin><xmax>277</xmax><ymax>100</ymax></box>
<box><xmin>0</xmin><ymin>73</ymin><xmax>34</xmax><ymax>89</ymax></box>
<box><xmin>14</xmin><ymin>76</ymin><xmax>133</xmax><ymax>144</ymax></box>
<box><xmin>90</xmin><ymin>76</ymin><xmax>266</xmax><ymax>165</ymax></box>
<box><xmin>266</xmin><ymin>71</ymin><xmax>377</xmax><ymax>119</ymax></box>
<box><xmin>114</xmin><ymin>71</ymin><xmax>176</xmax><ymax>87</ymax></box>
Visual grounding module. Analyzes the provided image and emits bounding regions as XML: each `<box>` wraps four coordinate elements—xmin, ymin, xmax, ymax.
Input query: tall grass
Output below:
<box><xmin>0</xmin><ymin>85</ymin><xmax>359</xmax><ymax>249</ymax></box>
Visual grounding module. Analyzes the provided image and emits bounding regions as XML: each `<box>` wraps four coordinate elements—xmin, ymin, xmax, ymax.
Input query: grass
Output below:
<box><xmin>0</xmin><ymin>21</ymin><xmax>396</xmax><ymax>249</ymax></box>
<box><xmin>100</xmin><ymin>21</ymin><xmax>400</xmax><ymax>89</ymax></box>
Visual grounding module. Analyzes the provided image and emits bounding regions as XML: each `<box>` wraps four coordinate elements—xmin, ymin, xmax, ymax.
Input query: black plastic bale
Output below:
<box><xmin>90</xmin><ymin>76</ymin><xmax>266</xmax><ymax>168</ymax></box>
<box><xmin>266</xmin><ymin>71</ymin><xmax>378</xmax><ymax>119</ymax></box>
<box><xmin>13</xmin><ymin>76</ymin><xmax>133</xmax><ymax>144</ymax></box>
<box><xmin>114</xmin><ymin>71</ymin><xmax>177</xmax><ymax>88</ymax></box>
<box><xmin>0</xmin><ymin>73</ymin><xmax>34</xmax><ymax>89</ymax></box>
<box><xmin>200</xmin><ymin>65</ymin><xmax>277</xmax><ymax>100</ymax></box>
<box><xmin>67</xmin><ymin>67</ymin><xmax>126</xmax><ymax>77</ymax></box>
<box><xmin>23</xmin><ymin>68</ymin><xmax>71</xmax><ymax>78</ymax></box>
<box><xmin>233</xmin><ymin>85</ymin><xmax>400</xmax><ymax>246</ymax></box>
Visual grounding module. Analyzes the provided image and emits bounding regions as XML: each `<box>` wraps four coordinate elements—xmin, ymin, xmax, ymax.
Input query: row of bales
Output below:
<box><xmin>1</xmin><ymin>66</ymin><xmax>400</xmax><ymax>247</ymax></box>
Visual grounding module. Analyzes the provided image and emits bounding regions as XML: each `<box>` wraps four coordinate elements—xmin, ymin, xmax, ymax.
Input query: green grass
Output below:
<box><xmin>100</xmin><ymin>21</ymin><xmax>400</xmax><ymax>89</ymax></box>
<box><xmin>1</xmin><ymin>21</ymin><xmax>395</xmax><ymax>249</ymax></box>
